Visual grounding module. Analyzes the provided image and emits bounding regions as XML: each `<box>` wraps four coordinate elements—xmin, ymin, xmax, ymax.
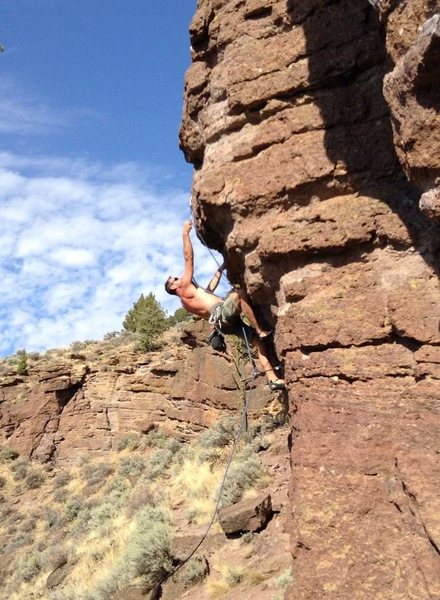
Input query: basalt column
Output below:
<box><xmin>180</xmin><ymin>1</ymin><xmax>440</xmax><ymax>598</ymax></box>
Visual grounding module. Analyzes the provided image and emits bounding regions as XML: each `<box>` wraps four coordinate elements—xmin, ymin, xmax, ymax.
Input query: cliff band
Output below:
<box><xmin>180</xmin><ymin>0</ymin><xmax>440</xmax><ymax>598</ymax></box>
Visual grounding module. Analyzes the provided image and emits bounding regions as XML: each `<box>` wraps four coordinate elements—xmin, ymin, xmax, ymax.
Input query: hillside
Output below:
<box><xmin>1</xmin><ymin>0</ymin><xmax>439</xmax><ymax>598</ymax></box>
<box><xmin>0</xmin><ymin>323</ymin><xmax>290</xmax><ymax>599</ymax></box>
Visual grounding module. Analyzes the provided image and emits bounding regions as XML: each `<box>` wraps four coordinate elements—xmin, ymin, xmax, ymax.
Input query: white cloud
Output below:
<box><xmin>0</xmin><ymin>76</ymin><xmax>70</xmax><ymax>136</ymax></box>
<box><xmin>0</xmin><ymin>152</ymin><xmax>225</xmax><ymax>357</ymax></box>
<box><xmin>50</xmin><ymin>247</ymin><xmax>96</xmax><ymax>267</ymax></box>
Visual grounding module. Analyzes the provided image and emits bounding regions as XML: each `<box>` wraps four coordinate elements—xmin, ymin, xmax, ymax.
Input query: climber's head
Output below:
<box><xmin>165</xmin><ymin>276</ymin><xmax>180</xmax><ymax>296</ymax></box>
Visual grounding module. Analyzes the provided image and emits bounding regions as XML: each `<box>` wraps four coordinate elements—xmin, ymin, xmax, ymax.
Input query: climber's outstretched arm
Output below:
<box><xmin>181</xmin><ymin>220</ymin><xmax>194</xmax><ymax>287</ymax></box>
<box><xmin>206</xmin><ymin>263</ymin><xmax>225</xmax><ymax>292</ymax></box>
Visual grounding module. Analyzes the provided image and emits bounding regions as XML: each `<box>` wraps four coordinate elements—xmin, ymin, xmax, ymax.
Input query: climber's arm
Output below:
<box><xmin>181</xmin><ymin>220</ymin><xmax>194</xmax><ymax>286</ymax></box>
<box><xmin>206</xmin><ymin>264</ymin><xmax>225</xmax><ymax>292</ymax></box>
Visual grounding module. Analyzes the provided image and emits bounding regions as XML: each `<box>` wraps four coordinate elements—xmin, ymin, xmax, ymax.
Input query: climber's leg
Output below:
<box><xmin>229</xmin><ymin>289</ymin><xmax>271</xmax><ymax>339</ymax></box>
<box><xmin>251</xmin><ymin>334</ymin><xmax>285</xmax><ymax>389</ymax></box>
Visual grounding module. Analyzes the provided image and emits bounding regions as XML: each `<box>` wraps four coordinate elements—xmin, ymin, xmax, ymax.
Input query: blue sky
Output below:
<box><xmin>0</xmin><ymin>1</ymin><xmax>226</xmax><ymax>357</ymax></box>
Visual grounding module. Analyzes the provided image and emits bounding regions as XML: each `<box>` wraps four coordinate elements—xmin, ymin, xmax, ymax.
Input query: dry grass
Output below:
<box><xmin>0</xmin><ymin>413</ymin><xmax>268</xmax><ymax>600</ymax></box>
<box><xmin>206</xmin><ymin>578</ymin><xmax>232</xmax><ymax>599</ymax></box>
<box><xmin>173</xmin><ymin>456</ymin><xmax>220</xmax><ymax>496</ymax></box>
<box><xmin>60</xmin><ymin>515</ymin><xmax>130</xmax><ymax>595</ymax></box>
<box><xmin>205</xmin><ymin>562</ymin><xmax>244</xmax><ymax>598</ymax></box>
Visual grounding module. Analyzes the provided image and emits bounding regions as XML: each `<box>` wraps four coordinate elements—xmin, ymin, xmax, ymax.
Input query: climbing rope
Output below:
<box><xmin>149</xmin><ymin>204</ymin><xmax>280</xmax><ymax>592</ymax></box>
<box><xmin>152</xmin><ymin>324</ymin><xmax>259</xmax><ymax>593</ymax></box>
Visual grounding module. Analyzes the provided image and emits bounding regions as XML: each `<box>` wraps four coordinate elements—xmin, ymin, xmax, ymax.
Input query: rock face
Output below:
<box><xmin>180</xmin><ymin>1</ymin><xmax>440</xmax><ymax>598</ymax></box>
<box><xmin>382</xmin><ymin>9</ymin><xmax>440</xmax><ymax>218</ymax></box>
<box><xmin>0</xmin><ymin>322</ymin><xmax>277</xmax><ymax>462</ymax></box>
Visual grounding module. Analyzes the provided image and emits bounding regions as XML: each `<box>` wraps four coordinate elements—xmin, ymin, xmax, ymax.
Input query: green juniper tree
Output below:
<box><xmin>122</xmin><ymin>293</ymin><xmax>170</xmax><ymax>351</ymax></box>
<box><xmin>168</xmin><ymin>307</ymin><xmax>192</xmax><ymax>326</ymax></box>
<box><xmin>16</xmin><ymin>350</ymin><xmax>28</xmax><ymax>376</ymax></box>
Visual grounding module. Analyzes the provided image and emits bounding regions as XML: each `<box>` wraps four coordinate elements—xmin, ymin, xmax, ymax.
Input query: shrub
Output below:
<box><xmin>165</xmin><ymin>437</ymin><xmax>181</xmax><ymax>454</ymax></box>
<box><xmin>103</xmin><ymin>331</ymin><xmax>121</xmax><ymax>341</ymax></box>
<box><xmin>82</xmin><ymin>462</ymin><xmax>114</xmax><ymax>486</ymax></box>
<box><xmin>225</xmin><ymin>566</ymin><xmax>242</xmax><ymax>586</ymax></box>
<box><xmin>103</xmin><ymin>474</ymin><xmax>132</xmax><ymax>501</ymax></box>
<box><xmin>118</xmin><ymin>455</ymin><xmax>147</xmax><ymax>478</ymax></box>
<box><xmin>185</xmin><ymin>506</ymin><xmax>199</xmax><ymax>524</ymax></box>
<box><xmin>168</xmin><ymin>307</ymin><xmax>192</xmax><ymax>325</ymax></box>
<box><xmin>276</xmin><ymin>568</ymin><xmax>293</xmax><ymax>589</ymax></box>
<box><xmin>54</xmin><ymin>489</ymin><xmax>68</xmax><ymax>504</ymax></box>
<box><xmin>63</xmin><ymin>496</ymin><xmax>88</xmax><ymax>523</ymax></box>
<box><xmin>53</xmin><ymin>471</ymin><xmax>72</xmax><ymax>488</ymax></box>
<box><xmin>198</xmin><ymin>417</ymin><xmax>238</xmax><ymax>450</ymax></box>
<box><xmin>123</xmin><ymin>505</ymin><xmax>173</xmax><ymax>588</ymax></box>
<box><xmin>16</xmin><ymin>550</ymin><xmax>43</xmax><ymax>582</ymax></box>
<box><xmin>87</xmin><ymin>500</ymin><xmax>118</xmax><ymax>528</ymax></box>
<box><xmin>70</xmin><ymin>341</ymin><xmax>86</xmax><ymax>352</ymax></box>
<box><xmin>116</xmin><ymin>433</ymin><xmax>141</xmax><ymax>452</ymax></box>
<box><xmin>6</xmin><ymin>531</ymin><xmax>34</xmax><ymax>551</ymax></box>
<box><xmin>25</xmin><ymin>470</ymin><xmax>45</xmax><ymax>489</ymax></box>
<box><xmin>145</xmin><ymin>448</ymin><xmax>174</xmax><ymax>480</ymax></box>
<box><xmin>0</xmin><ymin>447</ymin><xmax>19</xmax><ymax>462</ymax></box>
<box><xmin>144</xmin><ymin>429</ymin><xmax>181</xmax><ymax>452</ymax></box>
<box><xmin>16</xmin><ymin>349</ymin><xmax>28</xmax><ymax>375</ymax></box>
<box><xmin>10</xmin><ymin>459</ymin><xmax>28</xmax><ymax>481</ymax></box>
<box><xmin>251</xmin><ymin>435</ymin><xmax>271</xmax><ymax>453</ymax></box>
<box><xmin>103</xmin><ymin>330</ymin><xmax>138</xmax><ymax>348</ymax></box>
<box><xmin>0</xmin><ymin>505</ymin><xmax>12</xmax><ymax>519</ymax></box>
<box><xmin>181</xmin><ymin>556</ymin><xmax>209</xmax><ymax>584</ymax></box>
<box><xmin>44</xmin><ymin>507</ymin><xmax>62</xmax><ymax>530</ymax></box>
<box><xmin>87</xmin><ymin>505</ymin><xmax>173</xmax><ymax>598</ymax></box>
<box><xmin>240</xmin><ymin>532</ymin><xmax>255</xmax><ymax>545</ymax></box>
<box><xmin>219</xmin><ymin>447</ymin><xmax>264</xmax><ymax>508</ymax></box>
<box><xmin>143</xmin><ymin>428</ymin><xmax>167</xmax><ymax>447</ymax></box>
<box><xmin>198</xmin><ymin>446</ymin><xmax>223</xmax><ymax>465</ymax></box>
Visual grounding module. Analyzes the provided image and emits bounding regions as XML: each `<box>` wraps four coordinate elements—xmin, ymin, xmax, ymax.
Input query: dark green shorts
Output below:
<box><xmin>220</xmin><ymin>293</ymin><xmax>240</xmax><ymax>321</ymax></box>
<box><xmin>212</xmin><ymin>292</ymin><xmax>253</xmax><ymax>337</ymax></box>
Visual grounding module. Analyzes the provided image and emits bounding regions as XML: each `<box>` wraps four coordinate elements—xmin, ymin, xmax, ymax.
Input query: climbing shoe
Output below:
<box><xmin>268</xmin><ymin>379</ymin><xmax>286</xmax><ymax>391</ymax></box>
<box><xmin>208</xmin><ymin>329</ymin><xmax>226</xmax><ymax>352</ymax></box>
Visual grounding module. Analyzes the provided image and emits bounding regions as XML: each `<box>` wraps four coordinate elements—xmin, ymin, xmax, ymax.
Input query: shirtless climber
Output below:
<box><xmin>165</xmin><ymin>220</ymin><xmax>286</xmax><ymax>391</ymax></box>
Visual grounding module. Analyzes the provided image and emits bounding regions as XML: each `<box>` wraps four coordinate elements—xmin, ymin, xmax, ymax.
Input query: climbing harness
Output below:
<box><xmin>208</xmin><ymin>301</ymin><xmax>224</xmax><ymax>329</ymax></box>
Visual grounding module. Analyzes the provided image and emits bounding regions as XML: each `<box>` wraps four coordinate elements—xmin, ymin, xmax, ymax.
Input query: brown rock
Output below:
<box><xmin>0</xmin><ymin>321</ymin><xmax>271</xmax><ymax>461</ymax></box>
<box><xmin>112</xmin><ymin>586</ymin><xmax>159</xmax><ymax>600</ymax></box>
<box><xmin>420</xmin><ymin>188</ymin><xmax>440</xmax><ymax>220</ymax></box>
<box><xmin>46</xmin><ymin>562</ymin><xmax>70</xmax><ymax>589</ymax></box>
<box><xmin>388</xmin><ymin>278</ymin><xmax>440</xmax><ymax>343</ymax></box>
<box><xmin>383</xmin><ymin>13</ymin><xmax>440</xmax><ymax>207</ymax></box>
<box><xmin>180</xmin><ymin>0</ymin><xmax>440</xmax><ymax>597</ymax></box>
<box><xmin>218</xmin><ymin>494</ymin><xmax>273</xmax><ymax>535</ymax></box>
<box><xmin>0</xmin><ymin>553</ymin><xmax>13</xmax><ymax>579</ymax></box>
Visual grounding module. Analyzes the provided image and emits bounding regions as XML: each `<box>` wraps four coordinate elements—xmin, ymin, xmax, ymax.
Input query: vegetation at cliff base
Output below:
<box><xmin>0</xmin><ymin>417</ymin><xmax>278</xmax><ymax>600</ymax></box>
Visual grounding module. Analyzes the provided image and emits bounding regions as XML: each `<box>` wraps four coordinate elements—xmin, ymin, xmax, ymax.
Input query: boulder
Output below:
<box><xmin>218</xmin><ymin>494</ymin><xmax>273</xmax><ymax>535</ymax></box>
